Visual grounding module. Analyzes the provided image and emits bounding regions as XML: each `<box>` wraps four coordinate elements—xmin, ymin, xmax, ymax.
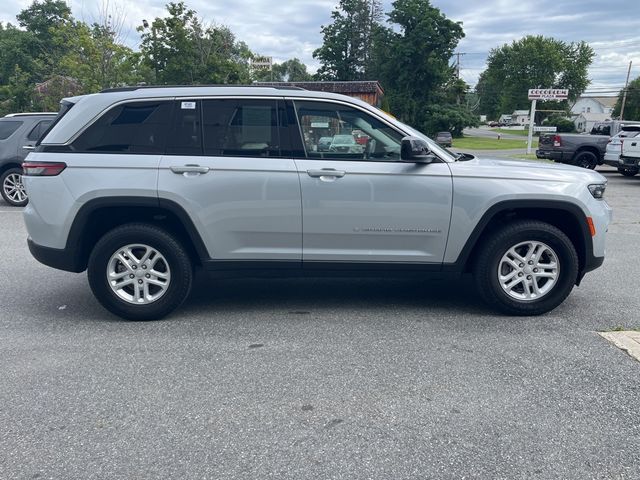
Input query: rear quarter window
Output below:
<box><xmin>72</xmin><ymin>101</ymin><xmax>173</xmax><ymax>154</ymax></box>
<box><xmin>0</xmin><ymin>120</ymin><xmax>23</xmax><ymax>140</ymax></box>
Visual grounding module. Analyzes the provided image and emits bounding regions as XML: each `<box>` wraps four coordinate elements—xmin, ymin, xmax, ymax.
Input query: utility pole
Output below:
<box><xmin>620</xmin><ymin>61</ymin><xmax>633</xmax><ymax>121</ymax></box>
<box><xmin>454</xmin><ymin>52</ymin><xmax>467</xmax><ymax>105</ymax></box>
<box><xmin>455</xmin><ymin>52</ymin><xmax>466</xmax><ymax>80</ymax></box>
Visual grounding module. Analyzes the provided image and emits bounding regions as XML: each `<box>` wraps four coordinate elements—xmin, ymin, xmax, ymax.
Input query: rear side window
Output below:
<box><xmin>166</xmin><ymin>100</ymin><xmax>202</xmax><ymax>156</ymax></box>
<box><xmin>72</xmin><ymin>101</ymin><xmax>172</xmax><ymax>153</ymax></box>
<box><xmin>27</xmin><ymin>120</ymin><xmax>54</xmax><ymax>142</ymax></box>
<box><xmin>0</xmin><ymin>120</ymin><xmax>23</xmax><ymax>140</ymax></box>
<box><xmin>202</xmin><ymin>99</ymin><xmax>282</xmax><ymax>157</ymax></box>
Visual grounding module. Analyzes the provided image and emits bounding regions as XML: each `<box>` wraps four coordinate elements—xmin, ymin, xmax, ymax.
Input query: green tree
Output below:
<box><xmin>613</xmin><ymin>76</ymin><xmax>640</xmax><ymax>121</ymax></box>
<box><xmin>252</xmin><ymin>57</ymin><xmax>312</xmax><ymax>82</ymax></box>
<box><xmin>370</xmin><ymin>0</ymin><xmax>466</xmax><ymax>134</ymax></box>
<box><xmin>16</xmin><ymin>0</ymin><xmax>74</xmax><ymax>77</ymax></box>
<box><xmin>543</xmin><ymin>114</ymin><xmax>575</xmax><ymax>133</ymax></box>
<box><xmin>477</xmin><ymin>36</ymin><xmax>594</xmax><ymax>120</ymax></box>
<box><xmin>313</xmin><ymin>0</ymin><xmax>382</xmax><ymax>80</ymax></box>
<box><xmin>138</xmin><ymin>2</ymin><xmax>252</xmax><ymax>85</ymax></box>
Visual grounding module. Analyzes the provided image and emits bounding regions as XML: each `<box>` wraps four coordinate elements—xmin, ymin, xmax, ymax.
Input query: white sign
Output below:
<box><xmin>528</xmin><ymin>89</ymin><xmax>569</xmax><ymax>100</ymax></box>
<box><xmin>181</xmin><ymin>101</ymin><xmax>196</xmax><ymax>110</ymax></box>
<box><xmin>251</xmin><ymin>56</ymin><xmax>273</xmax><ymax>71</ymax></box>
<box><xmin>534</xmin><ymin>126</ymin><xmax>557</xmax><ymax>133</ymax></box>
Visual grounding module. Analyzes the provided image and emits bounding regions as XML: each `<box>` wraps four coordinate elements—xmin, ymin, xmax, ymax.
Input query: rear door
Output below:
<box><xmin>157</xmin><ymin>98</ymin><xmax>302</xmax><ymax>262</ymax></box>
<box><xmin>290</xmin><ymin>99</ymin><xmax>453</xmax><ymax>264</ymax></box>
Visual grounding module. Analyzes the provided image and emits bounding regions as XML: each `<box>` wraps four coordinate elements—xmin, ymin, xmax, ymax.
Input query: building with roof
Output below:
<box><xmin>257</xmin><ymin>81</ymin><xmax>384</xmax><ymax>107</ymax></box>
<box><xmin>511</xmin><ymin>110</ymin><xmax>530</xmax><ymax>125</ymax></box>
<box><xmin>571</xmin><ymin>96</ymin><xmax>617</xmax><ymax>116</ymax></box>
<box><xmin>574</xmin><ymin>112</ymin><xmax>612</xmax><ymax>133</ymax></box>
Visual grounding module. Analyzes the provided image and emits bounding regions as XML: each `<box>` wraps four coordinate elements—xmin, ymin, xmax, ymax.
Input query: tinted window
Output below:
<box><xmin>293</xmin><ymin>101</ymin><xmax>403</xmax><ymax>161</ymax></box>
<box><xmin>202</xmin><ymin>99</ymin><xmax>282</xmax><ymax>157</ymax></box>
<box><xmin>166</xmin><ymin>100</ymin><xmax>202</xmax><ymax>156</ymax></box>
<box><xmin>0</xmin><ymin>120</ymin><xmax>23</xmax><ymax>140</ymax></box>
<box><xmin>73</xmin><ymin>101</ymin><xmax>172</xmax><ymax>153</ymax></box>
<box><xmin>27</xmin><ymin>120</ymin><xmax>54</xmax><ymax>141</ymax></box>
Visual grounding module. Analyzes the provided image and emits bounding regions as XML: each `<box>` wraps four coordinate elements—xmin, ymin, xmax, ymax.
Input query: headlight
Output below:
<box><xmin>588</xmin><ymin>184</ymin><xmax>606</xmax><ymax>199</ymax></box>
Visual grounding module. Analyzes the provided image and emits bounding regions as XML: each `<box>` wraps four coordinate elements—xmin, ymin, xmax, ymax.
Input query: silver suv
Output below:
<box><xmin>23</xmin><ymin>86</ymin><xmax>612</xmax><ymax>320</ymax></box>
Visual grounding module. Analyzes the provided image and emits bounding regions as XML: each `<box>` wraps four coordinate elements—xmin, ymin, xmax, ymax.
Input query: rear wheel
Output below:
<box><xmin>1</xmin><ymin>167</ymin><xmax>28</xmax><ymax>207</ymax></box>
<box><xmin>88</xmin><ymin>224</ymin><xmax>193</xmax><ymax>320</ymax></box>
<box><xmin>473</xmin><ymin>220</ymin><xmax>579</xmax><ymax>316</ymax></box>
<box><xmin>573</xmin><ymin>151</ymin><xmax>598</xmax><ymax>170</ymax></box>
<box><xmin>617</xmin><ymin>166</ymin><xmax>639</xmax><ymax>177</ymax></box>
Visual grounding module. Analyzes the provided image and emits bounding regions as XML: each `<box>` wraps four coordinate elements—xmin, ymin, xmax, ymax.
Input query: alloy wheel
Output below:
<box><xmin>3</xmin><ymin>173</ymin><xmax>27</xmax><ymax>205</ymax></box>
<box><xmin>498</xmin><ymin>240</ymin><xmax>560</xmax><ymax>301</ymax></box>
<box><xmin>106</xmin><ymin>244</ymin><xmax>171</xmax><ymax>305</ymax></box>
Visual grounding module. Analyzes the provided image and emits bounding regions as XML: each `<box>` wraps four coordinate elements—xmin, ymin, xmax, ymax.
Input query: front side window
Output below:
<box><xmin>202</xmin><ymin>99</ymin><xmax>281</xmax><ymax>157</ymax></box>
<box><xmin>293</xmin><ymin>101</ymin><xmax>403</xmax><ymax>161</ymax></box>
<box><xmin>0</xmin><ymin>120</ymin><xmax>23</xmax><ymax>141</ymax></box>
<box><xmin>73</xmin><ymin>101</ymin><xmax>172</xmax><ymax>153</ymax></box>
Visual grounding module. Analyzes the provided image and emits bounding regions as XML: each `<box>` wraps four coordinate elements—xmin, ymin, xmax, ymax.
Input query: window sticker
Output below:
<box><xmin>181</xmin><ymin>101</ymin><xmax>196</xmax><ymax>110</ymax></box>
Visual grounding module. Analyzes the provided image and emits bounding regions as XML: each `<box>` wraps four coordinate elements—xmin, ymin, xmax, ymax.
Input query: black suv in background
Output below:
<box><xmin>0</xmin><ymin>113</ymin><xmax>56</xmax><ymax>206</ymax></box>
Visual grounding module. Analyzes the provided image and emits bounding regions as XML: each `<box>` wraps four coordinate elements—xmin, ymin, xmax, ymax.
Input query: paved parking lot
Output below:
<box><xmin>1</xmin><ymin>166</ymin><xmax>639</xmax><ymax>479</ymax></box>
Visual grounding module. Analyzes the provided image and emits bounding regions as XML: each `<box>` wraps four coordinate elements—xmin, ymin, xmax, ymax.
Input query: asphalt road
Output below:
<box><xmin>1</xmin><ymin>167</ymin><xmax>639</xmax><ymax>479</ymax></box>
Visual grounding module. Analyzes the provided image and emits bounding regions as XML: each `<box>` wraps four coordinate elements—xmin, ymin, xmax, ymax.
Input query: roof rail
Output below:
<box><xmin>4</xmin><ymin>112</ymin><xmax>57</xmax><ymax>117</ymax></box>
<box><xmin>100</xmin><ymin>84</ymin><xmax>307</xmax><ymax>93</ymax></box>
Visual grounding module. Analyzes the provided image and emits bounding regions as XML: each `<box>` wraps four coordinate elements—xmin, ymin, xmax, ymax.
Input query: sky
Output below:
<box><xmin>1</xmin><ymin>0</ymin><xmax>639</xmax><ymax>95</ymax></box>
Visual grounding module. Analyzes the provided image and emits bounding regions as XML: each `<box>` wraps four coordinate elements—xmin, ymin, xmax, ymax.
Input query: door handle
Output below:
<box><xmin>307</xmin><ymin>169</ymin><xmax>346</xmax><ymax>178</ymax></box>
<box><xmin>22</xmin><ymin>145</ymin><xmax>36</xmax><ymax>151</ymax></box>
<box><xmin>170</xmin><ymin>164</ymin><xmax>210</xmax><ymax>174</ymax></box>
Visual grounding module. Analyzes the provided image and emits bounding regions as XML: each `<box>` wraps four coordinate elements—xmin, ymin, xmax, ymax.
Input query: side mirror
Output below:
<box><xmin>401</xmin><ymin>136</ymin><xmax>435</xmax><ymax>163</ymax></box>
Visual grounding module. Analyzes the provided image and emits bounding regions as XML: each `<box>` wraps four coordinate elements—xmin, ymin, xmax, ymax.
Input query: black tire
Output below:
<box><xmin>88</xmin><ymin>223</ymin><xmax>193</xmax><ymax>320</ymax></box>
<box><xmin>473</xmin><ymin>220</ymin><xmax>579</xmax><ymax>316</ymax></box>
<box><xmin>617</xmin><ymin>166</ymin><xmax>639</xmax><ymax>177</ymax></box>
<box><xmin>1</xmin><ymin>167</ymin><xmax>28</xmax><ymax>207</ymax></box>
<box><xmin>573</xmin><ymin>151</ymin><xmax>598</xmax><ymax>170</ymax></box>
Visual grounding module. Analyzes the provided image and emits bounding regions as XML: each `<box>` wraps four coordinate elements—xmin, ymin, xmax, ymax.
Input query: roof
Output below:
<box><xmin>575</xmin><ymin>112</ymin><xmax>612</xmax><ymax>121</ymax></box>
<box><xmin>257</xmin><ymin>81</ymin><xmax>384</xmax><ymax>95</ymax></box>
<box><xmin>512</xmin><ymin>110</ymin><xmax>530</xmax><ymax>115</ymax></box>
<box><xmin>574</xmin><ymin>96</ymin><xmax>617</xmax><ymax>109</ymax></box>
<box><xmin>46</xmin><ymin>85</ymin><xmax>387</xmax><ymax>145</ymax></box>
<box><xmin>4</xmin><ymin>112</ymin><xmax>56</xmax><ymax>118</ymax></box>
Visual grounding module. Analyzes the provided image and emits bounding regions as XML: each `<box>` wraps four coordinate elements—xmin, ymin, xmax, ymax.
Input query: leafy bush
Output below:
<box><xmin>543</xmin><ymin>115</ymin><xmax>575</xmax><ymax>133</ymax></box>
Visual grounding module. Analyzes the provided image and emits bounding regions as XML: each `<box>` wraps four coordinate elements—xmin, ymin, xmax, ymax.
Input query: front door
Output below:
<box><xmin>291</xmin><ymin>100</ymin><xmax>453</xmax><ymax>264</ymax></box>
<box><xmin>158</xmin><ymin>98</ymin><xmax>302</xmax><ymax>262</ymax></box>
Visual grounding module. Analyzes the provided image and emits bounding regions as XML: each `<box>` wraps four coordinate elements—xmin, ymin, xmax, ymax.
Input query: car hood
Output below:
<box><xmin>448</xmin><ymin>157</ymin><xmax>607</xmax><ymax>184</ymax></box>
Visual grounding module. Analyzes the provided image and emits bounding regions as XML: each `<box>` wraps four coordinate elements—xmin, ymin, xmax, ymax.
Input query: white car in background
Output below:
<box><xmin>603</xmin><ymin>126</ymin><xmax>640</xmax><ymax>176</ymax></box>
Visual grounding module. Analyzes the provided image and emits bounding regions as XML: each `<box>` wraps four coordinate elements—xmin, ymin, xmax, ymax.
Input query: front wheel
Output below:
<box><xmin>473</xmin><ymin>220</ymin><xmax>579</xmax><ymax>316</ymax></box>
<box><xmin>1</xmin><ymin>167</ymin><xmax>28</xmax><ymax>207</ymax></box>
<box><xmin>617</xmin><ymin>166</ymin><xmax>639</xmax><ymax>177</ymax></box>
<box><xmin>88</xmin><ymin>224</ymin><xmax>193</xmax><ymax>320</ymax></box>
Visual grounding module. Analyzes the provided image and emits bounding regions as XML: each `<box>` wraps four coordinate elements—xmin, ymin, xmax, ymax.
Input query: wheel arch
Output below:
<box><xmin>65</xmin><ymin>197</ymin><xmax>209</xmax><ymax>272</ymax></box>
<box><xmin>572</xmin><ymin>146</ymin><xmax>601</xmax><ymax>164</ymax></box>
<box><xmin>0</xmin><ymin>162</ymin><xmax>23</xmax><ymax>176</ymax></box>
<box><xmin>448</xmin><ymin>200</ymin><xmax>592</xmax><ymax>281</ymax></box>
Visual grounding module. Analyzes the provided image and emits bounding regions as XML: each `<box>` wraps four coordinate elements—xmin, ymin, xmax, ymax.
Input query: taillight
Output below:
<box><xmin>553</xmin><ymin>135</ymin><xmax>562</xmax><ymax>147</ymax></box>
<box><xmin>22</xmin><ymin>161</ymin><xmax>67</xmax><ymax>176</ymax></box>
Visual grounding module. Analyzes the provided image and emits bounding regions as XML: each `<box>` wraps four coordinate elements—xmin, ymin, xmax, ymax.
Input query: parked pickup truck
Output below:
<box><xmin>536</xmin><ymin>133</ymin><xmax>610</xmax><ymax>169</ymax></box>
<box><xmin>619</xmin><ymin>135</ymin><xmax>640</xmax><ymax>171</ymax></box>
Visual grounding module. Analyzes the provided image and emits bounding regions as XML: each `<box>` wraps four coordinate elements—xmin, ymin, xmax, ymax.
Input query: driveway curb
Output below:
<box><xmin>599</xmin><ymin>331</ymin><xmax>640</xmax><ymax>363</ymax></box>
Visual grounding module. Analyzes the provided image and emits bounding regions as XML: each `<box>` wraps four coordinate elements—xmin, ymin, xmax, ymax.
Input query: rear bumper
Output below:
<box><xmin>28</xmin><ymin>237</ymin><xmax>85</xmax><ymax>273</ymax></box>
<box><xmin>536</xmin><ymin>149</ymin><xmax>564</xmax><ymax>162</ymax></box>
